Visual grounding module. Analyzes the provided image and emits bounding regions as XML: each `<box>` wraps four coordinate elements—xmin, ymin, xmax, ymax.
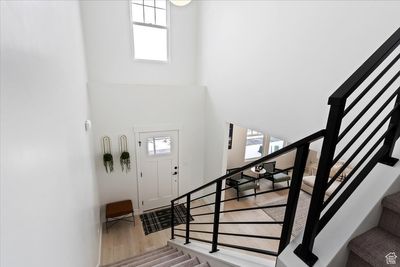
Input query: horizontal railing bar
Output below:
<box><xmin>343</xmin><ymin>53</ymin><xmax>400</xmax><ymax>116</ymax></box>
<box><xmin>217</xmin><ymin>242</ymin><xmax>279</xmax><ymax>257</ymax></box>
<box><xmin>337</xmin><ymin>70</ymin><xmax>400</xmax><ymax>142</ymax></box>
<box><xmin>190</xmin><ymin>202</ymin><xmax>215</xmax><ymax>210</ymax></box>
<box><xmin>171</xmin><ymin>202</ymin><xmax>187</xmax><ymax>207</ymax></box>
<box><xmin>319</xmin><ymin>145</ymin><xmax>389</xmax><ymax>232</ymax></box>
<box><xmin>329</xmin><ymin>28</ymin><xmax>400</xmax><ymax>105</ymax></box>
<box><xmin>178</xmin><ymin>229</ymin><xmax>280</xmax><ymax>241</ymax></box>
<box><xmin>191</xmin><ymin>212</ymin><xmax>215</xmax><ymax>217</ymax></box>
<box><xmin>327</xmin><ymin>105</ymin><xmax>399</xmax><ymax>188</ymax></box>
<box><xmin>191</xmin><ymin>191</ymin><xmax>216</xmax><ymax>202</ymax></box>
<box><xmin>175</xmin><ymin>234</ymin><xmax>212</xmax><ymax>244</ymax></box>
<box><xmin>218</xmin><ymin>232</ymin><xmax>281</xmax><ymax>240</ymax></box>
<box><xmin>186</xmin><ymin>229</ymin><xmax>213</xmax><ymax>235</ymax></box>
<box><xmin>191</xmin><ymin>203</ymin><xmax>287</xmax><ymax>217</ymax></box>
<box><xmin>323</xmin><ymin>125</ymin><xmax>393</xmax><ymax>209</ymax></box>
<box><xmin>190</xmin><ymin>221</ymin><xmax>283</xmax><ymax>225</ymax></box>
<box><xmin>172</xmin><ymin>130</ymin><xmax>325</xmax><ymax>202</ymax></box>
<box><xmin>220</xmin><ymin>204</ymin><xmax>287</xmax><ymax>214</ymax></box>
<box><xmin>332</xmin><ymin>87</ymin><xmax>400</xmax><ymax>166</ymax></box>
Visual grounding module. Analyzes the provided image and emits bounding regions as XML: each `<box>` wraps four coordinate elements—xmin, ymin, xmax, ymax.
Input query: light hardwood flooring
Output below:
<box><xmin>101</xmin><ymin>179</ymin><xmax>290</xmax><ymax>266</ymax></box>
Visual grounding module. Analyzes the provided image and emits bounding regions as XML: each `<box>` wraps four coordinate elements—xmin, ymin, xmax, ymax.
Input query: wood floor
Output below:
<box><xmin>101</xmin><ymin>179</ymin><xmax>290</xmax><ymax>266</ymax></box>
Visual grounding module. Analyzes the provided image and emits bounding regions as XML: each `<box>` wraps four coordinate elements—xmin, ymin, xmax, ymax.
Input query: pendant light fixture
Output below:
<box><xmin>169</xmin><ymin>0</ymin><xmax>192</xmax><ymax>7</ymax></box>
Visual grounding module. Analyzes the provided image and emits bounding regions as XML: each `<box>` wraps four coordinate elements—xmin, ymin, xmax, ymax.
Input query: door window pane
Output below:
<box><xmin>147</xmin><ymin>138</ymin><xmax>155</xmax><ymax>156</ymax></box>
<box><xmin>147</xmin><ymin>136</ymin><xmax>171</xmax><ymax>156</ymax></box>
<box><xmin>154</xmin><ymin>137</ymin><xmax>171</xmax><ymax>155</ymax></box>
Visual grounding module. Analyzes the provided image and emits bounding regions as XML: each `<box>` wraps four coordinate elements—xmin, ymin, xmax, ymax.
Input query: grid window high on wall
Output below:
<box><xmin>130</xmin><ymin>0</ymin><xmax>169</xmax><ymax>61</ymax></box>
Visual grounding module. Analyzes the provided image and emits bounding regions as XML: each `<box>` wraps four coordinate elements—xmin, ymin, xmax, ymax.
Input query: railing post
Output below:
<box><xmin>210</xmin><ymin>180</ymin><xmax>222</xmax><ymax>253</ymax></box>
<box><xmin>185</xmin><ymin>194</ymin><xmax>191</xmax><ymax>244</ymax></box>
<box><xmin>379</xmin><ymin>93</ymin><xmax>400</xmax><ymax>166</ymax></box>
<box><xmin>279</xmin><ymin>143</ymin><xmax>310</xmax><ymax>254</ymax></box>
<box><xmin>170</xmin><ymin>200</ymin><xmax>175</xmax><ymax>240</ymax></box>
<box><xmin>294</xmin><ymin>102</ymin><xmax>345</xmax><ymax>266</ymax></box>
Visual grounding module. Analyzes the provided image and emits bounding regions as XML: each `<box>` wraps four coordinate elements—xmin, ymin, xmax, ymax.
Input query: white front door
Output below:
<box><xmin>138</xmin><ymin>130</ymin><xmax>179</xmax><ymax>211</ymax></box>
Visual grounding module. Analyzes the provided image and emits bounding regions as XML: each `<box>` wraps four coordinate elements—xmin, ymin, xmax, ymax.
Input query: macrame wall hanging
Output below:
<box><xmin>102</xmin><ymin>136</ymin><xmax>114</xmax><ymax>173</ymax></box>
<box><xmin>119</xmin><ymin>135</ymin><xmax>131</xmax><ymax>172</ymax></box>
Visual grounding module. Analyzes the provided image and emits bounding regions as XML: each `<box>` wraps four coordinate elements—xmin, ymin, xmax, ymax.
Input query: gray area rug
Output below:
<box><xmin>261</xmin><ymin>191</ymin><xmax>311</xmax><ymax>237</ymax></box>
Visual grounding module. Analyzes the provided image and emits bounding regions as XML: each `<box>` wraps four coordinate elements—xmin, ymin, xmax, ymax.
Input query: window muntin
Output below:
<box><xmin>245</xmin><ymin>129</ymin><xmax>264</xmax><ymax>160</ymax></box>
<box><xmin>147</xmin><ymin>136</ymin><xmax>171</xmax><ymax>156</ymax></box>
<box><xmin>131</xmin><ymin>0</ymin><xmax>168</xmax><ymax>61</ymax></box>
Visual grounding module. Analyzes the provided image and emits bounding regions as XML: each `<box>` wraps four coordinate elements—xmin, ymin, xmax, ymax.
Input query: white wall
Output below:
<box><xmin>0</xmin><ymin>1</ymin><xmax>100</xmax><ymax>267</ymax></box>
<box><xmin>80</xmin><ymin>0</ymin><xmax>198</xmax><ymax>85</ymax></box>
<box><xmin>80</xmin><ymin>0</ymin><xmax>203</xmax><ymax>212</ymax></box>
<box><xmin>88</xmin><ymin>83</ymin><xmax>205</xmax><ymax>211</ymax></box>
<box><xmin>199</xmin><ymin>0</ymin><xmax>400</xmax><ymax>180</ymax></box>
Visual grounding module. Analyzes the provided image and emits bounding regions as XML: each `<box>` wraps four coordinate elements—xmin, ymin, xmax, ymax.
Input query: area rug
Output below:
<box><xmin>260</xmin><ymin>191</ymin><xmax>311</xmax><ymax>237</ymax></box>
<box><xmin>140</xmin><ymin>204</ymin><xmax>193</xmax><ymax>235</ymax></box>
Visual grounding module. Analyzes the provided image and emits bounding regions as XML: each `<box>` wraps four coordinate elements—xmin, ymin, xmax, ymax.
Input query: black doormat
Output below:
<box><xmin>140</xmin><ymin>204</ymin><xmax>193</xmax><ymax>235</ymax></box>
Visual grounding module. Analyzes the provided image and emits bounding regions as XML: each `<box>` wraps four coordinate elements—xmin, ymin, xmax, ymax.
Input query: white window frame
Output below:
<box><xmin>128</xmin><ymin>0</ymin><xmax>171</xmax><ymax>63</ymax></box>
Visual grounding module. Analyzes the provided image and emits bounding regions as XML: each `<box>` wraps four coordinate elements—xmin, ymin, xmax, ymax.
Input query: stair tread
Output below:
<box><xmin>171</xmin><ymin>257</ymin><xmax>200</xmax><ymax>267</ymax></box>
<box><xmin>152</xmin><ymin>254</ymin><xmax>191</xmax><ymax>267</ymax></box>
<box><xmin>127</xmin><ymin>249</ymin><xmax>179</xmax><ymax>267</ymax></box>
<box><xmin>102</xmin><ymin>246</ymin><xmax>171</xmax><ymax>267</ymax></box>
<box><xmin>105</xmin><ymin>248</ymin><xmax>177</xmax><ymax>267</ymax></box>
<box><xmin>194</xmin><ymin>263</ymin><xmax>209</xmax><ymax>267</ymax></box>
<box><xmin>348</xmin><ymin>227</ymin><xmax>400</xmax><ymax>266</ymax></box>
<box><xmin>382</xmin><ymin>192</ymin><xmax>400</xmax><ymax>214</ymax></box>
<box><xmin>380</xmin><ymin>207</ymin><xmax>400</xmax><ymax>238</ymax></box>
<box><xmin>135</xmin><ymin>251</ymin><xmax>183</xmax><ymax>267</ymax></box>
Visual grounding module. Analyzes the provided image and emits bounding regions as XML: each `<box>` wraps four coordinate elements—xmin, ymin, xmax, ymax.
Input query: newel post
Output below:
<box><xmin>294</xmin><ymin>101</ymin><xmax>345</xmax><ymax>266</ymax></box>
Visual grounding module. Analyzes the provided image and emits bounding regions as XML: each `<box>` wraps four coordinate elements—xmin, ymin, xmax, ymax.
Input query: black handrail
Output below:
<box><xmin>170</xmin><ymin>27</ymin><xmax>400</xmax><ymax>267</ymax></box>
<box><xmin>329</xmin><ymin>27</ymin><xmax>400</xmax><ymax>105</ymax></box>
<box><xmin>295</xmin><ymin>27</ymin><xmax>400</xmax><ymax>266</ymax></box>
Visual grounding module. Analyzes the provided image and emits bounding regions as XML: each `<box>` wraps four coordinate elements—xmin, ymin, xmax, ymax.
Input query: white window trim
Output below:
<box><xmin>128</xmin><ymin>0</ymin><xmax>171</xmax><ymax>63</ymax></box>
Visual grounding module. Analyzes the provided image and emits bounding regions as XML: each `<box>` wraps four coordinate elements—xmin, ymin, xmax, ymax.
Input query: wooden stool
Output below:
<box><xmin>105</xmin><ymin>200</ymin><xmax>135</xmax><ymax>232</ymax></box>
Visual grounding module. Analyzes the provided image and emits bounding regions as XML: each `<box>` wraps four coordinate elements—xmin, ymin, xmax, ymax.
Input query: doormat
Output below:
<box><xmin>140</xmin><ymin>204</ymin><xmax>193</xmax><ymax>235</ymax></box>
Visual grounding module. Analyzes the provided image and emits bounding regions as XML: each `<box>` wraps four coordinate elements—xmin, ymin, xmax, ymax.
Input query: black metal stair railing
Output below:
<box><xmin>295</xmin><ymin>27</ymin><xmax>400</xmax><ymax>266</ymax></box>
<box><xmin>170</xmin><ymin>130</ymin><xmax>325</xmax><ymax>257</ymax></box>
<box><xmin>170</xmin><ymin>27</ymin><xmax>400</xmax><ymax>266</ymax></box>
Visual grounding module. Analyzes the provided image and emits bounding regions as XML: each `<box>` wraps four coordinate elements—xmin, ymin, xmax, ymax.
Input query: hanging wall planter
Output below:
<box><xmin>102</xmin><ymin>136</ymin><xmax>114</xmax><ymax>173</ymax></box>
<box><xmin>119</xmin><ymin>135</ymin><xmax>131</xmax><ymax>172</ymax></box>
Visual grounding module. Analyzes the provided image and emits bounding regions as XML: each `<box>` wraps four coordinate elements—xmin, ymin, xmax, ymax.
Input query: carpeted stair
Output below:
<box><xmin>102</xmin><ymin>245</ymin><xmax>210</xmax><ymax>267</ymax></box>
<box><xmin>347</xmin><ymin>191</ymin><xmax>400</xmax><ymax>266</ymax></box>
